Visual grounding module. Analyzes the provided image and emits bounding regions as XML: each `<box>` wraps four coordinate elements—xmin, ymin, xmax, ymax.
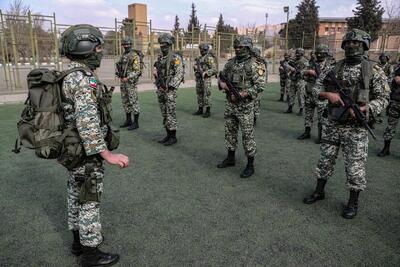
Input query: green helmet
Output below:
<box><xmin>233</xmin><ymin>36</ymin><xmax>253</xmax><ymax>48</ymax></box>
<box><xmin>158</xmin><ymin>33</ymin><xmax>175</xmax><ymax>45</ymax></box>
<box><xmin>59</xmin><ymin>24</ymin><xmax>104</xmax><ymax>59</ymax></box>
<box><xmin>121</xmin><ymin>37</ymin><xmax>132</xmax><ymax>46</ymax></box>
<box><xmin>199</xmin><ymin>43</ymin><xmax>210</xmax><ymax>51</ymax></box>
<box><xmin>341</xmin><ymin>29</ymin><xmax>371</xmax><ymax>51</ymax></box>
<box><xmin>315</xmin><ymin>44</ymin><xmax>329</xmax><ymax>55</ymax></box>
<box><xmin>295</xmin><ymin>48</ymin><xmax>304</xmax><ymax>56</ymax></box>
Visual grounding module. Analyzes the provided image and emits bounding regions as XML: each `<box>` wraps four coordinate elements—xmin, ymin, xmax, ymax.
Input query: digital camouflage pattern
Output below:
<box><xmin>62</xmin><ymin>61</ymin><xmax>108</xmax><ymax>247</ymax></box>
<box><xmin>288</xmin><ymin>56</ymin><xmax>308</xmax><ymax>109</ymax></box>
<box><xmin>254</xmin><ymin>59</ymin><xmax>268</xmax><ymax>119</ymax></box>
<box><xmin>383</xmin><ymin>101</ymin><xmax>400</xmax><ymax>141</ymax></box>
<box><xmin>379</xmin><ymin>62</ymin><xmax>394</xmax><ymax>83</ymax></box>
<box><xmin>154</xmin><ymin>52</ymin><xmax>184</xmax><ymax>130</ymax></box>
<box><xmin>194</xmin><ymin>53</ymin><xmax>217</xmax><ymax>108</ymax></box>
<box><xmin>117</xmin><ymin>50</ymin><xmax>142</xmax><ymax>114</ymax></box>
<box><xmin>222</xmin><ymin>57</ymin><xmax>266</xmax><ymax>157</ymax></box>
<box><xmin>313</xmin><ymin>60</ymin><xmax>389</xmax><ymax>191</ymax></box>
<box><xmin>279</xmin><ymin>57</ymin><xmax>290</xmax><ymax>97</ymax></box>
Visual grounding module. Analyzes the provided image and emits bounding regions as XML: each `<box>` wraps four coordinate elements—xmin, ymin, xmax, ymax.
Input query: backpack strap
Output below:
<box><xmin>361</xmin><ymin>59</ymin><xmax>373</xmax><ymax>90</ymax></box>
<box><xmin>56</xmin><ymin>67</ymin><xmax>93</xmax><ymax>82</ymax></box>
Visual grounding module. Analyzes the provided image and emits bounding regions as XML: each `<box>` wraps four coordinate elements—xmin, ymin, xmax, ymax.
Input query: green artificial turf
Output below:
<box><xmin>0</xmin><ymin>83</ymin><xmax>399</xmax><ymax>266</ymax></box>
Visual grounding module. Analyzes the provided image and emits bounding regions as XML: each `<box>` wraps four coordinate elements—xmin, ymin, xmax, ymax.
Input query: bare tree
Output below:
<box><xmin>384</xmin><ymin>0</ymin><xmax>400</xmax><ymax>33</ymax></box>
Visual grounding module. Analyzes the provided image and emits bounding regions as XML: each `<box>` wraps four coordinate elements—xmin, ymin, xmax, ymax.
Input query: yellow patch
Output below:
<box><xmin>209</xmin><ymin>58</ymin><xmax>214</xmax><ymax>64</ymax></box>
<box><xmin>91</xmin><ymin>89</ymin><xmax>97</xmax><ymax>100</ymax></box>
<box><xmin>258</xmin><ymin>68</ymin><xmax>265</xmax><ymax>76</ymax></box>
<box><xmin>175</xmin><ymin>58</ymin><xmax>181</xmax><ymax>65</ymax></box>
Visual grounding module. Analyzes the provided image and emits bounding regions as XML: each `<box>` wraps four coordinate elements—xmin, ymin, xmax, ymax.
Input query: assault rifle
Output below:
<box><xmin>325</xmin><ymin>70</ymin><xmax>376</xmax><ymax>140</ymax></box>
<box><xmin>154</xmin><ymin>61</ymin><xmax>170</xmax><ymax>90</ymax></box>
<box><xmin>218</xmin><ymin>71</ymin><xmax>244</xmax><ymax>103</ymax></box>
<box><xmin>195</xmin><ymin>58</ymin><xmax>204</xmax><ymax>88</ymax></box>
<box><xmin>115</xmin><ymin>57</ymin><xmax>131</xmax><ymax>79</ymax></box>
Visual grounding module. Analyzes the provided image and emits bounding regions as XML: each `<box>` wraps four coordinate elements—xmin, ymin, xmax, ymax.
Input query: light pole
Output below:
<box><xmin>284</xmin><ymin>6</ymin><xmax>289</xmax><ymax>51</ymax></box>
<box><xmin>264</xmin><ymin>13</ymin><xmax>268</xmax><ymax>52</ymax></box>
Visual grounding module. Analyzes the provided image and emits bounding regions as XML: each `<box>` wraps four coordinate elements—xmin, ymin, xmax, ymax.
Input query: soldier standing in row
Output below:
<box><xmin>116</xmin><ymin>37</ymin><xmax>142</xmax><ymax>130</ymax></box>
<box><xmin>193</xmin><ymin>43</ymin><xmax>217</xmax><ymax>118</ymax></box>
<box><xmin>217</xmin><ymin>36</ymin><xmax>266</xmax><ymax>178</ymax></box>
<box><xmin>278</xmin><ymin>53</ymin><xmax>290</xmax><ymax>102</ymax></box>
<box><xmin>378</xmin><ymin>65</ymin><xmax>400</xmax><ymax>157</ymax></box>
<box><xmin>251</xmin><ymin>47</ymin><xmax>268</xmax><ymax>125</ymax></box>
<box><xmin>285</xmin><ymin>48</ymin><xmax>308</xmax><ymax>115</ymax></box>
<box><xmin>153</xmin><ymin>33</ymin><xmax>184</xmax><ymax>146</ymax></box>
<box><xmin>59</xmin><ymin>24</ymin><xmax>129</xmax><ymax>266</ymax></box>
<box><xmin>303</xmin><ymin>29</ymin><xmax>389</xmax><ymax>219</ymax></box>
<box><xmin>297</xmin><ymin>44</ymin><xmax>331</xmax><ymax>143</ymax></box>
<box><xmin>378</xmin><ymin>52</ymin><xmax>394</xmax><ymax>81</ymax></box>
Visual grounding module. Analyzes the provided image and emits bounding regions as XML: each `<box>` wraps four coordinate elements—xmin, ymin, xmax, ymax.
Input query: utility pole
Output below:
<box><xmin>284</xmin><ymin>6</ymin><xmax>289</xmax><ymax>51</ymax></box>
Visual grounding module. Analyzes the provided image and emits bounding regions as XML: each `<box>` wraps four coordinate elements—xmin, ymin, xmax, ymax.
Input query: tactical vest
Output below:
<box><xmin>224</xmin><ymin>57</ymin><xmax>255</xmax><ymax>93</ymax></box>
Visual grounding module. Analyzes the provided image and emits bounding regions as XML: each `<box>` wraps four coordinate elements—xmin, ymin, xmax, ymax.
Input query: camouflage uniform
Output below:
<box><xmin>194</xmin><ymin>51</ymin><xmax>217</xmax><ymax>108</ymax></box>
<box><xmin>383</xmin><ymin>66</ymin><xmax>400</xmax><ymax>142</ymax></box>
<box><xmin>253</xmin><ymin>52</ymin><xmax>268</xmax><ymax>121</ymax></box>
<box><xmin>62</xmin><ymin>62</ymin><xmax>108</xmax><ymax>247</ymax></box>
<box><xmin>287</xmin><ymin>50</ymin><xmax>308</xmax><ymax>113</ymax></box>
<box><xmin>116</xmin><ymin>50</ymin><xmax>142</xmax><ymax>114</ymax></box>
<box><xmin>279</xmin><ymin>56</ymin><xmax>290</xmax><ymax>100</ymax></box>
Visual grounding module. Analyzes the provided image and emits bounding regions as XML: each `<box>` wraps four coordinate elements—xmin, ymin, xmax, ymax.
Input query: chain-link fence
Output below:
<box><xmin>1</xmin><ymin>10</ymin><xmax>400</xmax><ymax>94</ymax></box>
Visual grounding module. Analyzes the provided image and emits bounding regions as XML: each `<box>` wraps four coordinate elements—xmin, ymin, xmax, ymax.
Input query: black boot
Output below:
<box><xmin>120</xmin><ymin>113</ymin><xmax>132</xmax><ymax>128</ymax></box>
<box><xmin>217</xmin><ymin>150</ymin><xmax>235</xmax><ymax>168</ymax></box>
<box><xmin>253</xmin><ymin>117</ymin><xmax>257</xmax><ymax>126</ymax></box>
<box><xmin>193</xmin><ymin>107</ymin><xmax>203</xmax><ymax>115</ymax></box>
<box><xmin>278</xmin><ymin>94</ymin><xmax>284</xmax><ymax>101</ymax></box>
<box><xmin>128</xmin><ymin>114</ymin><xmax>139</xmax><ymax>130</ymax></box>
<box><xmin>315</xmin><ymin>123</ymin><xmax>322</xmax><ymax>144</ymax></box>
<box><xmin>202</xmin><ymin>107</ymin><xmax>211</xmax><ymax>118</ymax></box>
<box><xmin>71</xmin><ymin>230</ymin><xmax>83</xmax><ymax>256</ymax></box>
<box><xmin>240</xmin><ymin>156</ymin><xmax>255</xmax><ymax>178</ymax></box>
<box><xmin>163</xmin><ymin>130</ymin><xmax>177</xmax><ymax>146</ymax></box>
<box><xmin>377</xmin><ymin>140</ymin><xmax>391</xmax><ymax>157</ymax></box>
<box><xmin>303</xmin><ymin>179</ymin><xmax>327</xmax><ymax>204</ymax></box>
<box><xmin>342</xmin><ymin>190</ymin><xmax>360</xmax><ymax>219</ymax></box>
<box><xmin>297</xmin><ymin>108</ymin><xmax>304</xmax><ymax>116</ymax></box>
<box><xmin>297</xmin><ymin>126</ymin><xmax>311</xmax><ymax>140</ymax></box>
<box><xmin>158</xmin><ymin>128</ymin><xmax>170</xmax><ymax>144</ymax></box>
<box><xmin>284</xmin><ymin>105</ymin><xmax>293</xmax><ymax>114</ymax></box>
<box><xmin>81</xmin><ymin>246</ymin><xmax>119</xmax><ymax>267</ymax></box>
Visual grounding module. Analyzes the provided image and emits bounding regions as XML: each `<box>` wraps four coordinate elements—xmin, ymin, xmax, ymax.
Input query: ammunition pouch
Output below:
<box><xmin>78</xmin><ymin>159</ymin><xmax>103</xmax><ymax>203</ymax></box>
<box><xmin>105</xmin><ymin>125</ymin><xmax>120</xmax><ymax>151</ymax></box>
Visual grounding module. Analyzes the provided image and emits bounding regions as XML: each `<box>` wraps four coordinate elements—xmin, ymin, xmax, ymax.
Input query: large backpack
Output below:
<box><xmin>14</xmin><ymin>67</ymin><xmax>91</xmax><ymax>159</ymax></box>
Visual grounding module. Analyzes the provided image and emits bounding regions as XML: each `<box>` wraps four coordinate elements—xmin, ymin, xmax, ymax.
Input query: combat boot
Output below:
<box><xmin>163</xmin><ymin>130</ymin><xmax>177</xmax><ymax>146</ymax></box>
<box><xmin>120</xmin><ymin>113</ymin><xmax>132</xmax><ymax>128</ymax></box>
<box><xmin>377</xmin><ymin>140</ymin><xmax>391</xmax><ymax>157</ymax></box>
<box><xmin>253</xmin><ymin>117</ymin><xmax>257</xmax><ymax>126</ymax></box>
<box><xmin>284</xmin><ymin>105</ymin><xmax>293</xmax><ymax>114</ymax></box>
<box><xmin>128</xmin><ymin>114</ymin><xmax>139</xmax><ymax>130</ymax></box>
<box><xmin>297</xmin><ymin>126</ymin><xmax>311</xmax><ymax>140</ymax></box>
<box><xmin>202</xmin><ymin>107</ymin><xmax>211</xmax><ymax>118</ymax></box>
<box><xmin>315</xmin><ymin>123</ymin><xmax>322</xmax><ymax>144</ymax></box>
<box><xmin>297</xmin><ymin>108</ymin><xmax>304</xmax><ymax>116</ymax></box>
<box><xmin>71</xmin><ymin>230</ymin><xmax>83</xmax><ymax>256</ymax></box>
<box><xmin>240</xmin><ymin>156</ymin><xmax>254</xmax><ymax>178</ymax></box>
<box><xmin>158</xmin><ymin>128</ymin><xmax>170</xmax><ymax>144</ymax></box>
<box><xmin>193</xmin><ymin>107</ymin><xmax>203</xmax><ymax>115</ymax></box>
<box><xmin>342</xmin><ymin>190</ymin><xmax>360</xmax><ymax>219</ymax></box>
<box><xmin>217</xmin><ymin>150</ymin><xmax>235</xmax><ymax>168</ymax></box>
<box><xmin>278</xmin><ymin>94</ymin><xmax>284</xmax><ymax>101</ymax></box>
<box><xmin>303</xmin><ymin>179</ymin><xmax>327</xmax><ymax>204</ymax></box>
<box><xmin>81</xmin><ymin>246</ymin><xmax>119</xmax><ymax>267</ymax></box>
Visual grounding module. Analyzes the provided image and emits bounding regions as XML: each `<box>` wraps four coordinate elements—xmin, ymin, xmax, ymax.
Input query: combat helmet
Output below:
<box><xmin>379</xmin><ymin>52</ymin><xmax>390</xmax><ymax>61</ymax></box>
<box><xmin>233</xmin><ymin>36</ymin><xmax>253</xmax><ymax>48</ymax></box>
<box><xmin>295</xmin><ymin>48</ymin><xmax>305</xmax><ymax>56</ymax></box>
<box><xmin>59</xmin><ymin>24</ymin><xmax>104</xmax><ymax>59</ymax></box>
<box><xmin>341</xmin><ymin>29</ymin><xmax>371</xmax><ymax>51</ymax></box>
<box><xmin>158</xmin><ymin>33</ymin><xmax>175</xmax><ymax>45</ymax></box>
<box><xmin>121</xmin><ymin>37</ymin><xmax>132</xmax><ymax>46</ymax></box>
<box><xmin>199</xmin><ymin>43</ymin><xmax>210</xmax><ymax>51</ymax></box>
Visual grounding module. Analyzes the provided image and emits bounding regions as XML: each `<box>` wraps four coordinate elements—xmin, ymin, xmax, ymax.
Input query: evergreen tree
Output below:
<box><xmin>280</xmin><ymin>0</ymin><xmax>319</xmax><ymax>49</ymax></box>
<box><xmin>347</xmin><ymin>0</ymin><xmax>384</xmax><ymax>41</ymax></box>
<box><xmin>173</xmin><ymin>15</ymin><xmax>180</xmax><ymax>35</ymax></box>
<box><xmin>214</xmin><ymin>13</ymin><xmax>238</xmax><ymax>54</ymax></box>
<box><xmin>216</xmin><ymin>14</ymin><xmax>224</xmax><ymax>32</ymax></box>
<box><xmin>187</xmin><ymin>3</ymin><xmax>200</xmax><ymax>34</ymax></box>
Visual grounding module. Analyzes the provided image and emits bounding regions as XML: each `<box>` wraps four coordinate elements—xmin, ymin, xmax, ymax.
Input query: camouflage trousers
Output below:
<box><xmin>120</xmin><ymin>80</ymin><xmax>140</xmax><ymax>114</ymax></box>
<box><xmin>67</xmin><ymin>157</ymin><xmax>104</xmax><ymax>247</ymax></box>
<box><xmin>288</xmin><ymin>79</ymin><xmax>305</xmax><ymax>109</ymax></box>
<box><xmin>254</xmin><ymin>94</ymin><xmax>262</xmax><ymax>119</ymax></box>
<box><xmin>224</xmin><ymin>101</ymin><xmax>256</xmax><ymax>157</ymax></box>
<box><xmin>196</xmin><ymin>77</ymin><xmax>212</xmax><ymax>108</ymax></box>
<box><xmin>280</xmin><ymin>77</ymin><xmax>287</xmax><ymax>96</ymax></box>
<box><xmin>383</xmin><ymin>101</ymin><xmax>400</xmax><ymax>141</ymax></box>
<box><xmin>304</xmin><ymin>93</ymin><xmax>327</xmax><ymax>128</ymax></box>
<box><xmin>316</xmin><ymin>120</ymin><xmax>368</xmax><ymax>191</ymax></box>
<box><xmin>157</xmin><ymin>89</ymin><xmax>178</xmax><ymax>130</ymax></box>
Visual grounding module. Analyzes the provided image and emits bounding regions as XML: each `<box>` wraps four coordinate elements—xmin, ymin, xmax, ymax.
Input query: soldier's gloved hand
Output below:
<box><xmin>394</xmin><ymin>76</ymin><xmax>400</xmax><ymax>85</ymax></box>
<box><xmin>218</xmin><ymin>80</ymin><xmax>228</xmax><ymax>91</ymax></box>
<box><xmin>100</xmin><ymin>150</ymin><xmax>129</xmax><ymax>168</ymax></box>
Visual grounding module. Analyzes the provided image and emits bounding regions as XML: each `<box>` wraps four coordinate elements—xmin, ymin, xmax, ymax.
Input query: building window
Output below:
<box><xmin>325</xmin><ymin>27</ymin><xmax>329</xmax><ymax>32</ymax></box>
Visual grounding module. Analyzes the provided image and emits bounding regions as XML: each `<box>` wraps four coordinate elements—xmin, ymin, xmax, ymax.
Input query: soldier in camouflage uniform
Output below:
<box><xmin>303</xmin><ymin>29</ymin><xmax>389</xmax><ymax>219</ymax></box>
<box><xmin>378</xmin><ymin>52</ymin><xmax>394</xmax><ymax>82</ymax></box>
<box><xmin>59</xmin><ymin>24</ymin><xmax>129</xmax><ymax>266</ymax></box>
<box><xmin>251</xmin><ymin>47</ymin><xmax>268</xmax><ymax>125</ymax></box>
<box><xmin>278</xmin><ymin>53</ymin><xmax>290</xmax><ymax>102</ymax></box>
<box><xmin>153</xmin><ymin>33</ymin><xmax>184</xmax><ymax>146</ymax></box>
<box><xmin>297</xmin><ymin>44</ymin><xmax>331</xmax><ymax>143</ymax></box>
<box><xmin>284</xmin><ymin>48</ymin><xmax>309</xmax><ymax>115</ymax></box>
<box><xmin>217</xmin><ymin>36</ymin><xmax>266</xmax><ymax>178</ymax></box>
<box><xmin>116</xmin><ymin>37</ymin><xmax>142</xmax><ymax>130</ymax></box>
<box><xmin>378</xmin><ymin>65</ymin><xmax>400</xmax><ymax>157</ymax></box>
<box><xmin>193</xmin><ymin>43</ymin><xmax>217</xmax><ymax>118</ymax></box>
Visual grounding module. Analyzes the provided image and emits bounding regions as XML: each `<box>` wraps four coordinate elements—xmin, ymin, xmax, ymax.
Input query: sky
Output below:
<box><xmin>0</xmin><ymin>0</ymin><xmax>394</xmax><ymax>30</ymax></box>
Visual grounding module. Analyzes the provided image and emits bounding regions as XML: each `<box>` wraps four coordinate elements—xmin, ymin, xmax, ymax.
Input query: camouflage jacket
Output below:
<box><xmin>194</xmin><ymin>53</ymin><xmax>217</xmax><ymax>79</ymax></box>
<box><xmin>222</xmin><ymin>56</ymin><xmax>266</xmax><ymax>102</ymax></box>
<box><xmin>279</xmin><ymin>59</ymin><xmax>290</xmax><ymax>79</ymax></box>
<box><xmin>61</xmin><ymin>61</ymin><xmax>108</xmax><ymax>156</ymax></box>
<box><xmin>116</xmin><ymin>50</ymin><xmax>141</xmax><ymax>81</ymax></box>
<box><xmin>313</xmin><ymin>59</ymin><xmax>390</xmax><ymax>120</ymax></box>
<box><xmin>305</xmin><ymin>59</ymin><xmax>332</xmax><ymax>93</ymax></box>
<box><xmin>289</xmin><ymin>57</ymin><xmax>309</xmax><ymax>81</ymax></box>
<box><xmin>154</xmin><ymin>52</ymin><xmax>184</xmax><ymax>89</ymax></box>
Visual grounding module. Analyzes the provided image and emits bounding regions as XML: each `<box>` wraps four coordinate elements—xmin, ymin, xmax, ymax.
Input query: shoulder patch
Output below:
<box><xmin>174</xmin><ymin>57</ymin><xmax>181</xmax><ymax>66</ymax></box>
<box><xmin>89</xmin><ymin>77</ymin><xmax>97</xmax><ymax>89</ymax></box>
<box><xmin>208</xmin><ymin>57</ymin><xmax>214</xmax><ymax>64</ymax></box>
